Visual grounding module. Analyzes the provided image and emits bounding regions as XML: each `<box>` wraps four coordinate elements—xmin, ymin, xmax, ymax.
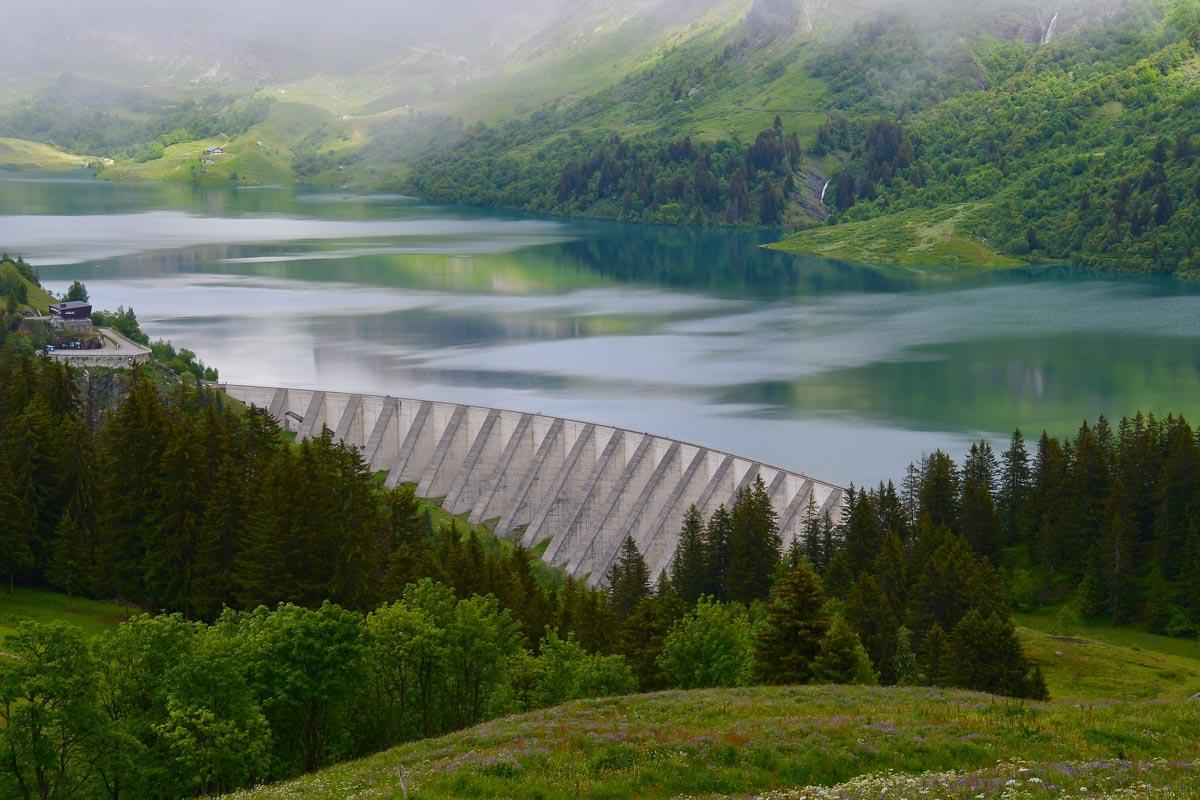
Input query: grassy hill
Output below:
<box><xmin>769</xmin><ymin>204</ymin><xmax>1029</xmax><ymax>269</ymax></box>
<box><xmin>223</xmin><ymin>684</ymin><xmax>1200</xmax><ymax>800</ymax></box>
<box><xmin>4</xmin><ymin>0</ymin><xmax>1199</xmax><ymax>272</ymax></box>
<box><xmin>99</xmin><ymin>102</ymin><xmax>348</xmax><ymax>186</ymax></box>
<box><xmin>0</xmin><ymin>257</ymin><xmax>56</xmax><ymax>312</ymax></box>
<box><xmin>0</xmin><ymin>137</ymin><xmax>96</xmax><ymax>170</ymax></box>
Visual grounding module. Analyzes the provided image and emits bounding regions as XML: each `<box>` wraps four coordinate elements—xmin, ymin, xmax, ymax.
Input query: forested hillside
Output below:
<box><xmin>789</xmin><ymin>0</ymin><xmax>1200</xmax><ymax>273</ymax></box>
<box><xmin>1</xmin><ymin>351</ymin><xmax>1056</xmax><ymax>798</ymax></box>
<box><xmin>5</xmin><ymin>0</ymin><xmax>1198</xmax><ymax>271</ymax></box>
<box><xmin>397</xmin><ymin>0</ymin><xmax>1200</xmax><ymax>273</ymax></box>
<box><xmin>5</xmin><ymin>347</ymin><xmax>1200</xmax><ymax>796</ymax></box>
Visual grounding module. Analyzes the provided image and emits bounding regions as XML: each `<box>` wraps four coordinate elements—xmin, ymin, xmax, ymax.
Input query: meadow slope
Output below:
<box><xmin>223</xmin><ymin>685</ymin><xmax>1200</xmax><ymax>800</ymax></box>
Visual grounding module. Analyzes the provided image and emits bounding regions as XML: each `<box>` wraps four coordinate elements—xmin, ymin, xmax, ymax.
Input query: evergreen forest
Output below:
<box><xmin>5</xmin><ymin>349</ymin><xmax>1200</xmax><ymax>797</ymax></box>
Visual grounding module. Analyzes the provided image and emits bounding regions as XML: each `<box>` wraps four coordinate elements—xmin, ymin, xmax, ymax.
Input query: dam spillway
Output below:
<box><xmin>219</xmin><ymin>384</ymin><xmax>846</xmax><ymax>586</ymax></box>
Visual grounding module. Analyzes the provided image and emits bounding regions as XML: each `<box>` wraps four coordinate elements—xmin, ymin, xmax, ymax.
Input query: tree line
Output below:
<box><xmin>19</xmin><ymin>353</ymin><xmax>1200</xmax><ymax>797</ymax></box>
<box><xmin>403</xmin><ymin>115</ymin><xmax>803</xmax><ymax>228</ymax></box>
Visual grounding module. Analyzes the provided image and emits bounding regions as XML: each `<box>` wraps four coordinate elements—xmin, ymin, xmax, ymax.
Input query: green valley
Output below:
<box><xmin>4</xmin><ymin>0</ymin><xmax>1198</xmax><ymax>273</ymax></box>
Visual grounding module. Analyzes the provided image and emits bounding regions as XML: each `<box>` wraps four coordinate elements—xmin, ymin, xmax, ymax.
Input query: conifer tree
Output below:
<box><xmin>871</xmin><ymin>531</ymin><xmax>907</xmax><ymax>611</ymax></box>
<box><xmin>752</xmin><ymin>562</ymin><xmax>828</xmax><ymax>684</ymax></box>
<box><xmin>918</xmin><ymin>451</ymin><xmax>960</xmax><ymax>531</ymax></box>
<box><xmin>999</xmin><ymin>429</ymin><xmax>1031</xmax><ymax>545</ymax></box>
<box><xmin>607</xmin><ymin>536</ymin><xmax>651</xmax><ymax>618</ymax></box>
<box><xmin>46</xmin><ymin>509</ymin><xmax>91</xmax><ymax>609</ymax></box>
<box><xmin>875</xmin><ymin>480</ymin><xmax>910</xmax><ymax>543</ymax></box>
<box><xmin>959</xmin><ymin>471</ymin><xmax>1001</xmax><ymax>558</ymax></box>
<box><xmin>498</xmin><ymin>546</ymin><xmax>553</xmax><ymax>648</ymax></box>
<box><xmin>0</xmin><ymin>460</ymin><xmax>33</xmax><ymax>595</ymax></box>
<box><xmin>617</xmin><ymin>575</ymin><xmax>686</xmax><ymax>691</ymax></box>
<box><xmin>891</xmin><ymin>625</ymin><xmax>920</xmax><ymax>685</ymax></box>
<box><xmin>191</xmin><ymin>451</ymin><xmax>244</xmax><ymax>620</ymax></box>
<box><xmin>1097</xmin><ymin>477</ymin><xmax>1138</xmax><ymax>621</ymax></box>
<box><xmin>948</xmin><ymin>610</ymin><xmax>1048</xmax><ymax>699</ymax></box>
<box><xmin>703</xmin><ymin>504</ymin><xmax>733</xmax><ymax>600</ymax></box>
<box><xmin>1154</xmin><ymin>417</ymin><xmax>1199</xmax><ymax>579</ymax></box>
<box><xmin>920</xmin><ymin>622</ymin><xmax>950</xmax><ymax>686</ymax></box>
<box><xmin>844</xmin><ymin>574</ymin><xmax>898</xmax><ymax>683</ymax></box>
<box><xmin>1030</xmin><ymin>431</ymin><xmax>1070</xmax><ymax>574</ymax></box>
<box><xmin>801</xmin><ymin>495</ymin><xmax>825</xmax><ymax>570</ymax></box>
<box><xmin>811</xmin><ymin>616</ymin><xmax>877</xmax><ymax>685</ymax></box>
<box><xmin>143</xmin><ymin>417</ymin><xmax>205</xmax><ymax>613</ymax></box>
<box><xmin>726</xmin><ymin>477</ymin><xmax>781</xmax><ymax>603</ymax></box>
<box><xmin>822</xmin><ymin>550</ymin><xmax>854</xmax><ymax>599</ymax></box>
<box><xmin>1070</xmin><ymin>420</ymin><xmax>1111</xmax><ymax>569</ymax></box>
<box><xmin>98</xmin><ymin>374</ymin><xmax>170</xmax><ymax>607</ymax></box>
<box><xmin>962</xmin><ymin>441</ymin><xmax>999</xmax><ymax>489</ymax></box>
<box><xmin>844</xmin><ymin>492</ymin><xmax>882</xmax><ymax>575</ymax></box>
<box><xmin>670</xmin><ymin>505</ymin><xmax>708</xmax><ymax>604</ymax></box>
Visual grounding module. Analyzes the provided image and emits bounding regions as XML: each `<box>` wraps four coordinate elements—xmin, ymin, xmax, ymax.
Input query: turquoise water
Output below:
<box><xmin>3</xmin><ymin>170</ymin><xmax>1199</xmax><ymax>486</ymax></box>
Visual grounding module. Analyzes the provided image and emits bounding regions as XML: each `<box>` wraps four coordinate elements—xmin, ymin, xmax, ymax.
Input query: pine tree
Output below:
<box><xmin>670</xmin><ymin>505</ymin><xmax>708</xmax><ymax>604</ymax></box>
<box><xmin>1029</xmin><ymin>431</ymin><xmax>1070</xmax><ymax>575</ymax></box>
<box><xmin>143</xmin><ymin>417</ymin><xmax>205</xmax><ymax>613</ymax></box>
<box><xmin>871</xmin><ymin>531</ymin><xmax>907</xmax><ymax>610</ymax></box>
<box><xmin>97</xmin><ymin>374</ymin><xmax>170</xmax><ymax>607</ymax></box>
<box><xmin>891</xmin><ymin>625</ymin><xmax>920</xmax><ymax>685</ymax></box>
<box><xmin>1154</xmin><ymin>417</ymin><xmax>1199</xmax><ymax>580</ymax></box>
<box><xmin>920</xmin><ymin>622</ymin><xmax>950</xmax><ymax>686</ymax></box>
<box><xmin>617</xmin><ymin>576</ymin><xmax>687</xmax><ymax>691</ymax></box>
<box><xmin>606</xmin><ymin>536</ymin><xmax>651</xmax><ymax>619</ymax></box>
<box><xmin>1097</xmin><ymin>477</ymin><xmax>1138</xmax><ymax>621</ymax></box>
<box><xmin>962</xmin><ymin>441</ymin><xmax>999</xmax><ymax>490</ymax></box>
<box><xmin>46</xmin><ymin>509</ymin><xmax>90</xmax><ymax>609</ymax></box>
<box><xmin>0</xmin><ymin>458</ymin><xmax>34</xmax><ymax>595</ymax></box>
<box><xmin>908</xmin><ymin>534</ymin><xmax>1006</xmax><ymax>642</ymax></box>
<box><xmin>822</xmin><ymin>550</ymin><xmax>854</xmax><ymax>599</ymax></box>
<box><xmin>498</xmin><ymin>546</ymin><xmax>553</xmax><ymax>648</ymax></box>
<box><xmin>726</xmin><ymin>477</ymin><xmax>781</xmax><ymax>603</ymax></box>
<box><xmin>949</xmin><ymin>610</ymin><xmax>1048</xmax><ymax>699</ymax></box>
<box><xmin>703</xmin><ymin>504</ymin><xmax>733</xmax><ymax>601</ymax></box>
<box><xmin>801</xmin><ymin>495</ymin><xmax>825</xmax><ymax>570</ymax></box>
<box><xmin>191</xmin><ymin>451</ymin><xmax>244</xmax><ymax>620</ymax></box>
<box><xmin>959</xmin><ymin>472</ymin><xmax>1001</xmax><ymax>558</ymax></box>
<box><xmin>753</xmin><ymin>562</ymin><xmax>829</xmax><ymax>685</ymax></box>
<box><xmin>811</xmin><ymin>616</ymin><xmax>877</xmax><ymax>685</ymax></box>
<box><xmin>844</xmin><ymin>574</ymin><xmax>899</xmax><ymax>683</ymax></box>
<box><xmin>998</xmin><ymin>429</ymin><xmax>1031</xmax><ymax>546</ymax></box>
<box><xmin>1070</xmin><ymin>420</ymin><xmax>1111</xmax><ymax>570</ymax></box>
<box><xmin>844</xmin><ymin>492</ymin><xmax>882</xmax><ymax>575</ymax></box>
<box><xmin>919</xmin><ymin>451</ymin><xmax>960</xmax><ymax>531</ymax></box>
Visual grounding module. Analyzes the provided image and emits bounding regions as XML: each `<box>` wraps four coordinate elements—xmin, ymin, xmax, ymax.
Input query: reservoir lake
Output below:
<box><xmin>3</xmin><ymin>170</ymin><xmax>1199</xmax><ymax>486</ymax></box>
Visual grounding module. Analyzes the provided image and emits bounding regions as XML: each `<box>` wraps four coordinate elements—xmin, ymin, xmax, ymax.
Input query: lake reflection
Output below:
<box><xmin>3</xmin><ymin>170</ymin><xmax>1199</xmax><ymax>486</ymax></box>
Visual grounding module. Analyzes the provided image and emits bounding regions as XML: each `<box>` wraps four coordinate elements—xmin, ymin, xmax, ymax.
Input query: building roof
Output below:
<box><xmin>51</xmin><ymin>300</ymin><xmax>92</xmax><ymax>310</ymax></box>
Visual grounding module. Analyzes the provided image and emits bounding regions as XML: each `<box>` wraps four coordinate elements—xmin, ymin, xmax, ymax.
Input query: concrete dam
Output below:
<box><xmin>220</xmin><ymin>384</ymin><xmax>846</xmax><ymax>586</ymax></box>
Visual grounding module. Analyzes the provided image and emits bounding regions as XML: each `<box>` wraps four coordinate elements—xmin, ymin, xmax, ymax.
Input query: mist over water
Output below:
<box><xmin>6</xmin><ymin>172</ymin><xmax>1200</xmax><ymax>486</ymax></box>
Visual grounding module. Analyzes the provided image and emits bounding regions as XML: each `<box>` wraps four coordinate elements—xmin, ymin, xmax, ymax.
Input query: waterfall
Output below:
<box><xmin>820</xmin><ymin>179</ymin><xmax>831</xmax><ymax>204</ymax></box>
<box><xmin>1041</xmin><ymin>12</ymin><xmax>1060</xmax><ymax>45</ymax></box>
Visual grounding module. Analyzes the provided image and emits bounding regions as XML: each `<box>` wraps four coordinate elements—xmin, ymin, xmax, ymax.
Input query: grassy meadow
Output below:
<box><xmin>0</xmin><ymin>587</ymin><xmax>127</xmax><ymax>644</ymax></box>
<box><xmin>1</xmin><ymin>259</ymin><xmax>58</xmax><ymax>312</ymax></box>
<box><xmin>223</xmin><ymin>685</ymin><xmax>1200</xmax><ymax>800</ymax></box>
<box><xmin>769</xmin><ymin>204</ymin><xmax>1028</xmax><ymax>270</ymax></box>
<box><xmin>0</xmin><ymin>137</ymin><xmax>95</xmax><ymax>171</ymax></box>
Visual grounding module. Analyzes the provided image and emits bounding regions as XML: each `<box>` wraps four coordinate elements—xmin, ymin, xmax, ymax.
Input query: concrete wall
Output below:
<box><xmin>219</xmin><ymin>384</ymin><xmax>846</xmax><ymax>587</ymax></box>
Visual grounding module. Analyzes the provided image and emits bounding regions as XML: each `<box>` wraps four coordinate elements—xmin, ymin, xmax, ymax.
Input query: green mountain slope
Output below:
<box><xmin>386</xmin><ymin>0</ymin><xmax>1200</xmax><ymax>273</ymax></box>
<box><xmin>798</xmin><ymin>0</ymin><xmax>1200</xmax><ymax>274</ymax></box>
<box><xmin>226</xmin><ymin>684</ymin><xmax>1200</xmax><ymax>800</ymax></box>
<box><xmin>4</xmin><ymin>0</ymin><xmax>1197</xmax><ymax>272</ymax></box>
